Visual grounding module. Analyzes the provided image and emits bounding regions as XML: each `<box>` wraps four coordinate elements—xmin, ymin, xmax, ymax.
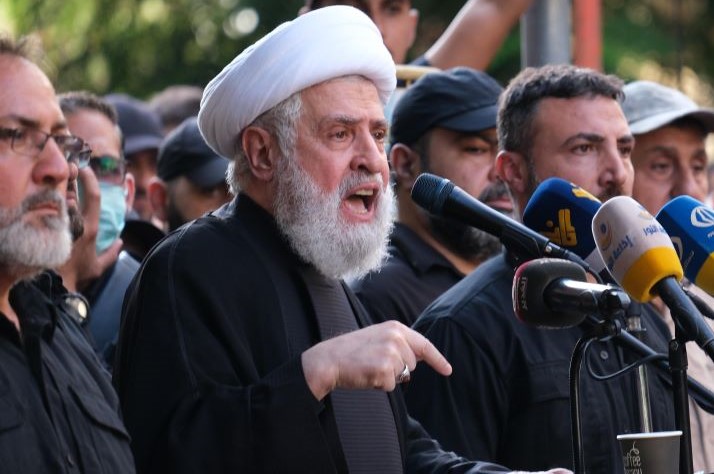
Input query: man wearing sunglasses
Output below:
<box><xmin>58</xmin><ymin>91</ymin><xmax>141</xmax><ymax>371</ymax></box>
<box><xmin>0</xmin><ymin>35</ymin><xmax>134</xmax><ymax>473</ymax></box>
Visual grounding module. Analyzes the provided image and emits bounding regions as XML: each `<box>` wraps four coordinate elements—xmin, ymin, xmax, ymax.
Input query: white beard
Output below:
<box><xmin>0</xmin><ymin>189</ymin><xmax>72</xmax><ymax>280</ymax></box>
<box><xmin>273</xmin><ymin>154</ymin><xmax>395</xmax><ymax>281</ymax></box>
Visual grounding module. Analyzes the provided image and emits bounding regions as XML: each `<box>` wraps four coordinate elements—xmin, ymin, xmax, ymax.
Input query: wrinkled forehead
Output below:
<box><xmin>300</xmin><ymin>75</ymin><xmax>387</xmax><ymax>121</ymax></box>
<box><xmin>532</xmin><ymin>95</ymin><xmax>628</xmax><ymax>133</ymax></box>
<box><xmin>0</xmin><ymin>55</ymin><xmax>66</xmax><ymax>133</ymax></box>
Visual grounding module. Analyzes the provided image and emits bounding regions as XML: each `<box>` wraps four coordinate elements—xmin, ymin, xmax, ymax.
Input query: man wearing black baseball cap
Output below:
<box><xmin>352</xmin><ymin>67</ymin><xmax>509</xmax><ymax>326</ymax></box>
<box><xmin>105</xmin><ymin>93</ymin><xmax>164</xmax><ymax>222</ymax></box>
<box><xmin>149</xmin><ymin>117</ymin><xmax>231</xmax><ymax>232</ymax></box>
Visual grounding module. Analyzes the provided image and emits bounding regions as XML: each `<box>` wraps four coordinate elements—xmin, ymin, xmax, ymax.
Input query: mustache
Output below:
<box><xmin>24</xmin><ymin>189</ymin><xmax>66</xmax><ymax>213</ymax></box>
<box><xmin>478</xmin><ymin>179</ymin><xmax>509</xmax><ymax>203</ymax></box>
<box><xmin>338</xmin><ymin>171</ymin><xmax>384</xmax><ymax>195</ymax></box>
<box><xmin>599</xmin><ymin>185</ymin><xmax>626</xmax><ymax>202</ymax></box>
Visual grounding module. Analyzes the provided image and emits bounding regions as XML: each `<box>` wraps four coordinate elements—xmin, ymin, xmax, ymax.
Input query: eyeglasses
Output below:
<box><xmin>74</xmin><ymin>144</ymin><xmax>92</xmax><ymax>169</ymax></box>
<box><xmin>0</xmin><ymin>126</ymin><xmax>89</xmax><ymax>168</ymax></box>
<box><xmin>88</xmin><ymin>155</ymin><xmax>127</xmax><ymax>184</ymax></box>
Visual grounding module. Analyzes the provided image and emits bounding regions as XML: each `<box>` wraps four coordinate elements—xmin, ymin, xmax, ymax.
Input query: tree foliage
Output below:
<box><xmin>1</xmin><ymin>0</ymin><xmax>712</xmax><ymax>102</ymax></box>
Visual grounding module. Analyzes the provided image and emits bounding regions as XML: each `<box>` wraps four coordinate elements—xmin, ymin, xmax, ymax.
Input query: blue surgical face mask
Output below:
<box><xmin>96</xmin><ymin>182</ymin><xmax>127</xmax><ymax>254</ymax></box>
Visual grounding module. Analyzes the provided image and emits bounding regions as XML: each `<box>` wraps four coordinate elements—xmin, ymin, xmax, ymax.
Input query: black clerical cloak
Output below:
<box><xmin>114</xmin><ymin>194</ymin><xmax>509</xmax><ymax>474</ymax></box>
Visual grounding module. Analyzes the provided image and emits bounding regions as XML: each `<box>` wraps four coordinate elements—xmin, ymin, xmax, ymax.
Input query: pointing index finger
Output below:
<box><xmin>405</xmin><ymin>329</ymin><xmax>452</xmax><ymax>377</ymax></box>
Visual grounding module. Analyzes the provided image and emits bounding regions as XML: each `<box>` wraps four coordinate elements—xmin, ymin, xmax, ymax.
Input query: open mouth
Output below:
<box><xmin>344</xmin><ymin>186</ymin><xmax>378</xmax><ymax>216</ymax></box>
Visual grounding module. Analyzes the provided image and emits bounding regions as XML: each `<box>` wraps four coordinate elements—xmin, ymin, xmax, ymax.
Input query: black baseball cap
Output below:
<box><xmin>105</xmin><ymin>93</ymin><xmax>164</xmax><ymax>156</ymax></box>
<box><xmin>120</xmin><ymin>215</ymin><xmax>166</xmax><ymax>262</ymax></box>
<box><xmin>389</xmin><ymin>67</ymin><xmax>503</xmax><ymax>146</ymax></box>
<box><xmin>157</xmin><ymin>117</ymin><xmax>229</xmax><ymax>188</ymax></box>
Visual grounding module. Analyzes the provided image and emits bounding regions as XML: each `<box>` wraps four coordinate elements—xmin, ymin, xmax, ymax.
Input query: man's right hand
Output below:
<box><xmin>301</xmin><ymin>320</ymin><xmax>452</xmax><ymax>401</ymax></box>
<box><xmin>62</xmin><ymin>167</ymin><xmax>121</xmax><ymax>291</ymax></box>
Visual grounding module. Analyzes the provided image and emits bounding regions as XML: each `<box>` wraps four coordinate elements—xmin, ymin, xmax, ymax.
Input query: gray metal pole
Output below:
<box><xmin>520</xmin><ymin>0</ymin><xmax>572</xmax><ymax>68</ymax></box>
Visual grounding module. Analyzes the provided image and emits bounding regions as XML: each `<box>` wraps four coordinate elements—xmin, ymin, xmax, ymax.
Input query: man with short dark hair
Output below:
<box><xmin>0</xmin><ymin>34</ymin><xmax>134</xmax><ymax>473</ymax></box>
<box><xmin>405</xmin><ymin>64</ymin><xmax>677</xmax><ymax>472</ymax></box>
<box><xmin>352</xmin><ymin>67</ymin><xmax>509</xmax><ymax>326</ymax></box>
<box><xmin>148</xmin><ymin>116</ymin><xmax>231</xmax><ymax>232</ymax></box>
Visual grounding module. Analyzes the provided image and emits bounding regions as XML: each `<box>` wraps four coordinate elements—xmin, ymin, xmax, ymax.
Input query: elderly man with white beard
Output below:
<box><xmin>0</xmin><ymin>35</ymin><xmax>134</xmax><ymax>473</ymax></box>
<box><xmin>113</xmin><ymin>6</ymin><xmax>570</xmax><ymax>474</ymax></box>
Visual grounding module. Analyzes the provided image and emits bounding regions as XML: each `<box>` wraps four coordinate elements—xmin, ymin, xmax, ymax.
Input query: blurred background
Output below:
<box><xmin>1</xmin><ymin>0</ymin><xmax>713</xmax><ymax>104</ymax></box>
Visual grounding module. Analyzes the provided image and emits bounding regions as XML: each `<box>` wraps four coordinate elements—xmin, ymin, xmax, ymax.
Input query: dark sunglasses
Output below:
<box><xmin>88</xmin><ymin>155</ymin><xmax>127</xmax><ymax>184</ymax></box>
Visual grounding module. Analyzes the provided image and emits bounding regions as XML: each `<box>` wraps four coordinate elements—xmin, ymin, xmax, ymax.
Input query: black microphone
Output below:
<box><xmin>512</xmin><ymin>258</ymin><xmax>631</xmax><ymax>328</ymax></box>
<box><xmin>411</xmin><ymin>173</ymin><xmax>591</xmax><ymax>268</ymax></box>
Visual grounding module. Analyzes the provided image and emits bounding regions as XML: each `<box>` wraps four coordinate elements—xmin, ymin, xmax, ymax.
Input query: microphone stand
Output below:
<box><xmin>657</xmin><ymin>279</ymin><xmax>697</xmax><ymax>474</ymax></box>
<box><xmin>570</xmin><ymin>305</ymin><xmax>626</xmax><ymax>474</ymax></box>
<box><xmin>669</xmin><ymin>329</ymin><xmax>694</xmax><ymax>474</ymax></box>
<box><xmin>597</xmin><ymin>314</ymin><xmax>714</xmax><ymax>414</ymax></box>
<box><xmin>624</xmin><ymin>302</ymin><xmax>653</xmax><ymax>432</ymax></box>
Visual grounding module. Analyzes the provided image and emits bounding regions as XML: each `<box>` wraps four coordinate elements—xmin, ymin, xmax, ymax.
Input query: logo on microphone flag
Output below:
<box><xmin>691</xmin><ymin>205</ymin><xmax>714</xmax><ymax>230</ymax></box>
<box><xmin>524</xmin><ymin>178</ymin><xmax>601</xmax><ymax>252</ymax></box>
<box><xmin>658</xmin><ymin>196</ymin><xmax>714</xmax><ymax>295</ymax></box>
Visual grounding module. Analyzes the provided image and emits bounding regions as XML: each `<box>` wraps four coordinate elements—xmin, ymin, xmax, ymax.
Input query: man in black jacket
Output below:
<box><xmin>0</xmin><ymin>35</ymin><xmax>134</xmax><ymax>473</ymax></box>
<box><xmin>405</xmin><ymin>64</ymin><xmax>677</xmax><ymax>473</ymax></box>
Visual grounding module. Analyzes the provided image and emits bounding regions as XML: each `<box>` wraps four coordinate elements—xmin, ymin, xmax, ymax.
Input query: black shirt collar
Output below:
<box><xmin>4</xmin><ymin>275</ymin><xmax>59</xmax><ymax>344</ymax></box>
<box><xmin>390</xmin><ymin>223</ymin><xmax>463</xmax><ymax>277</ymax></box>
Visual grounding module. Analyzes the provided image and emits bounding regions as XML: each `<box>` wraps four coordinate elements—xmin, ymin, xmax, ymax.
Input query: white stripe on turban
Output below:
<box><xmin>198</xmin><ymin>5</ymin><xmax>397</xmax><ymax>159</ymax></box>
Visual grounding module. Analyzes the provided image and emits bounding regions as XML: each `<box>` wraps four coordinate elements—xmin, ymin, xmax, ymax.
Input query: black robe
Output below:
<box><xmin>114</xmin><ymin>194</ymin><xmax>509</xmax><ymax>474</ymax></box>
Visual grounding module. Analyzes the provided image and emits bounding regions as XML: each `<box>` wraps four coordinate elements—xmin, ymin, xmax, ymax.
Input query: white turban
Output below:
<box><xmin>198</xmin><ymin>5</ymin><xmax>397</xmax><ymax>159</ymax></box>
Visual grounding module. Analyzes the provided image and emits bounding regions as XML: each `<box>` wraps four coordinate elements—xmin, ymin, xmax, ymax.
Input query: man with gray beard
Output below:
<box><xmin>352</xmin><ymin>67</ymin><xmax>508</xmax><ymax>326</ymax></box>
<box><xmin>0</xmin><ymin>35</ymin><xmax>134</xmax><ymax>473</ymax></box>
<box><xmin>114</xmin><ymin>7</ymin><xmax>568</xmax><ymax>474</ymax></box>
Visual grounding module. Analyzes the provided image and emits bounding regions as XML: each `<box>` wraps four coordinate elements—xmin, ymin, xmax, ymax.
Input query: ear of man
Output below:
<box><xmin>496</xmin><ymin>149</ymin><xmax>531</xmax><ymax>216</ymax></box>
<box><xmin>242</xmin><ymin>126</ymin><xmax>279</xmax><ymax>182</ymax></box>
<box><xmin>390</xmin><ymin>143</ymin><xmax>422</xmax><ymax>191</ymax></box>
<box><xmin>124</xmin><ymin>172</ymin><xmax>137</xmax><ymax>211</ymax></box>
<box><xmin>496</xmin><ymin>150</ymin><xmax>529</xmax><ymax>195</ymax></box>
<box><xmin>147</xmin><ymin>176</ymin><xmax>168</xmax><ymax>222</ymax></box>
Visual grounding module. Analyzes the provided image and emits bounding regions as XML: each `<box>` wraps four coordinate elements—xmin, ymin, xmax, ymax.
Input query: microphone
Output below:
<box><xmin>592</xmin><ymin>196</ymin><xmax>682</xmax><ymax>302</ymax></box>
<box><xmin>656</xmin><ymin>195</ymin><xmax>714</xmax><ymax>296</ymax></box>
<box><xmin>592</xmin><ymin>196</ymin><xmax>714</xmax><ymax>359</ymax></box>
<box><xmin>411</xmin><ymin>173</ymin><xmax>589</xmax><ymax>267</ymax></box>
<box><xmin>523</xmin><ymin>177</ymin><xmax>610</xmax><ymax>280</ymax></box>
<box><xmin>512</xmin><ymin>258</ymin><xmax>631</xmax><ymax>328</ymax></box>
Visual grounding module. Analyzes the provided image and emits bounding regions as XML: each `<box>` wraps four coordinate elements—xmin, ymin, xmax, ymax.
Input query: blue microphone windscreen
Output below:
<box><xmin>657</xmin><ymin>195</ymin><xmax>714</xmax><ymax>295</ymax></box>
<box><xmin>523</xmin><ymin>178</ymin><xmax>602</xmax><ymax>258</ymax></box>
